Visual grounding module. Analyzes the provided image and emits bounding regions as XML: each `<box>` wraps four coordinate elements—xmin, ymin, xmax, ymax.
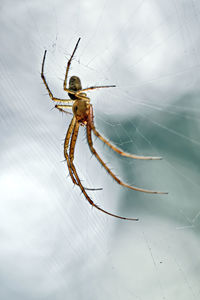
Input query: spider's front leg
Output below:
<box><xmin>41</xmin><ymin>50</ymin><xmax>77</xmax><ymax>102</ymax></box>
<box><xmin>63</xmin><ymin>38</ymin><xmax>81</xmax><ymax>94</ymax></box>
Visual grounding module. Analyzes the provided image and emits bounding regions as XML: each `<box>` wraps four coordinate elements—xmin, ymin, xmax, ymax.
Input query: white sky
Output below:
<box><xmin>0</xmin><ymin>0</ymin><xmax>200</xmax><ymax>299</ymax></box>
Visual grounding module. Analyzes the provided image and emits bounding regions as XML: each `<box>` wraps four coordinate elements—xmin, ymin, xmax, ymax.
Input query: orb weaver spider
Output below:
<box><xmin>41</xmin><ymin>38</ymin><xmax>167</xmax><ymax>221</ymax></box>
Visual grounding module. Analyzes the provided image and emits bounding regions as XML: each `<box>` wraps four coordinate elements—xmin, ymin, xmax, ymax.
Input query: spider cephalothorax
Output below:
<box><xmin>41</xmin><ymin>38</ymin><xmax>167</xmax><ymax>221</ymax></box>
<box><xmin>68</xmin><ymin>76</ymin><xmax>82</xmax><ymax>99</ymax></box>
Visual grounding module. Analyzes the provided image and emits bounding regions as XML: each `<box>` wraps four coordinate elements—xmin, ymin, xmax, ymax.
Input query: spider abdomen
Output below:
<box><xmin>73</xmin><ymin>99</ymin><xmax>90</xmax><ymax>124</ymax></box>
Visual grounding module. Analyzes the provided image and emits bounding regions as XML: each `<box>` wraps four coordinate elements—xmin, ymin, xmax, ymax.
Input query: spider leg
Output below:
<box><xmin>91</xmin><ymin>125</ymin><xmax>162</xmax><ymax>160</ymax></box>
<box><xmin>88</xmin><ymin>105</ymin><xmax>161</xmax><ymax>160</ymax></box>
<box><xmin>64</xmin><ymin>117</ymin><xmax>78</xmax><ymax>186</ymax></box>
<box><xmin>86</xmin><ymin>123</ymin><xmax>167</xmax><ymax>194</ymax></box>
<box><xmin>55</xmin><ymin>105</ymin><xmax>73</xmax><ymax>115</ymax></box>
<box><xmin>69</xmin><ymin>120</ymin><xmax>79</xmax><ymax>163</ymax></box>
<box><xmin>69</xmin><ymin>121</ymin><xmax>102</xmax><ymax>191</ymax></box>
<box><xmin>77</xmin><ymin>85</ymin><xmax>116</xmax><ymax>93</ymax></box>
<box><xmin>41</xmin><ymin>50</ymin><xmax>77</xmax><ymax>102</ymax></box>
<box><xmin>74</xmin><ymin>93</ymin><xmax>91</xmax><ymax>101</ymax></box>
<box><xmin>67</xmin><ymin>121</ymin><xmax>138</xmax><ymax>221</ymax></box>
<box><xmin>64</xmin><ymin>117</ymin><xmax>102</xmax><ymax>191</ymax></box>
<box><xmin>63</xmin><ymin>38</ymin><xmax>81</xmax><ymax>93</ymax></box>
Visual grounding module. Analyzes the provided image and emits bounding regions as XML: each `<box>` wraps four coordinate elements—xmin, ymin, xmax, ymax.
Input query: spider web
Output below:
<box><xmin>0</xmin><ymin>0</ymin><xmax>200</xmax><ymax>299</ymax></box>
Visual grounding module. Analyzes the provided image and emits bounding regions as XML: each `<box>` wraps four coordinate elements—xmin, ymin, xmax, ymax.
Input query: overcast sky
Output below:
<box><xmin>0</xmin><ymin>0</ymin><xmax>200</xmax><ymax>299</ymax></box>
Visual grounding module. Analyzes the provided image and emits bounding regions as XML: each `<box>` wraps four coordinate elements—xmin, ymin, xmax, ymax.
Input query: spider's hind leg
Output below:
<box><xmin>68</xmin><ymin>120</ymin><xmax>102</xmax><ymax>191</ymax></box>
<box><xmin>63</xmin><ymin>117</ymin><xmax>102</xmax><ymax>191</ymax></box>
<box><xmin>67</xmin><ymin>121</ymin><xmax>138</xmax><ymax>221</ymax></box>
<box><xmin>87</xmin><ymin>123</ymin><xmax>167</xmax><ymax>194</ymax></box>
<box><xmin>91</xmin><ymin>125</ymin><xmax>162</xmax><ymax>160</ymax></box>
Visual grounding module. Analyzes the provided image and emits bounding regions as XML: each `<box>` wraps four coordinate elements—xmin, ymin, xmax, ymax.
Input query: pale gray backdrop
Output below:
<box><xmin>0</xmin><ymin>0</ymin><xmax>200</xmax><ymax>299</ymax></box>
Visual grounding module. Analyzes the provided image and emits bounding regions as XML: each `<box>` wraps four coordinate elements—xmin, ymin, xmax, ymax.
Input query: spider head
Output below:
<box><xmin>68</xmin><ymin>76</ymin><xmax>82</xmax><ymax>99</ymax></box>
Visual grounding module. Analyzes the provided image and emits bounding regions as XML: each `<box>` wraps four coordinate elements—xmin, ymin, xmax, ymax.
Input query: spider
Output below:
<box><xmin>41</xmin><ymin>38</ymin><xmax>167</xmax><ymax>221</ymax></box>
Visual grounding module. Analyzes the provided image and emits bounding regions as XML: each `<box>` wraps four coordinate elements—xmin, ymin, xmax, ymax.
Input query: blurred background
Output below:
<box><xmin>0</xmin><ymin>0</ymin><xmax>200</xmax><ymax>299</ymax></box>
